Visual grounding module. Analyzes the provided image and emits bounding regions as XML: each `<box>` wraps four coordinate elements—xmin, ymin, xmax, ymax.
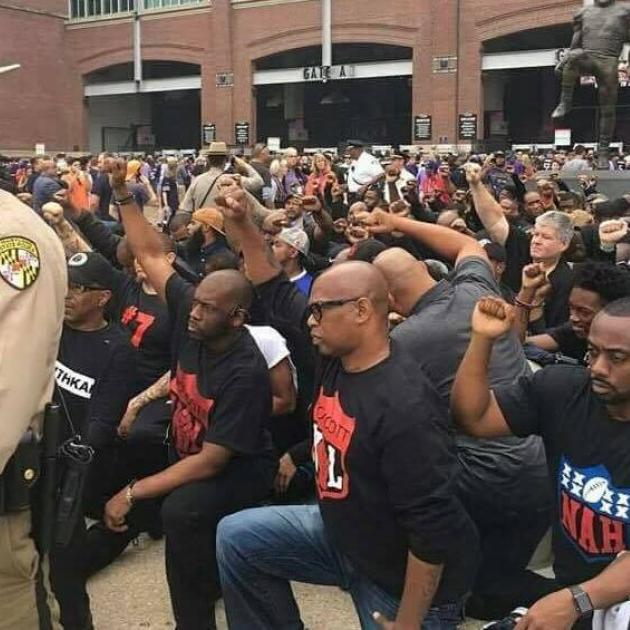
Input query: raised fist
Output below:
<box><xmin>216</xmin><ymin>188</ymin><xmax>252</xmax><ymax>223</ymax></box>
<box><xmin>599</xmin><ymin>219</ymin><xmax>628</xmax><ymax>246</ymax></box>
<box><xmin>106</xmin><ymin>157</ymin><xmax>128</xmax><ymax>192</ymax></box>
<box><xmin>346</xmin><ymin>224</ymin><xmax>369</xmax><ymax>244</ymax></box>
<box><xmin>360</xmin><ymin>208</ymin><xmax>396</xmax><ymax>234</ymax></box>
<box><xmin>42</xmin><ymin>201</ymin><xmax>64</xmax><ymax>225</ymax></box>
<box><xmin>521</xmin><ymin>262</ymin><xmax>548</xmax><ymax>291</ymax></box>
<box><xmin>471</xmin><ymin>296</ymin><xmax>515</xmax><ymax>340</ymax></box>
<box><xmin>302</xmin><ymin>195</ymin><xmax>322</xmax><ymax>213</ymax></box>
<box><xmin>463</xmin><ymin>162</ymin><xmax>483</xmax><ymax>186</ymax></box>
<box><xmin>389</xmin><ymin>200</ymin><xmax>411</xmax><ymax>217</ymax></box>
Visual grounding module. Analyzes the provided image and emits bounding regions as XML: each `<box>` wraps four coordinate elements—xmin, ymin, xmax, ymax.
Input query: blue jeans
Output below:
<box><xmin>216</xmin><ymin>504</ymin><xmax>462</xmax><ymax>630</ymax></box>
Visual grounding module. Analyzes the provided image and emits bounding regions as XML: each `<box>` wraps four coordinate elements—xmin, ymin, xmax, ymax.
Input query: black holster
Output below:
<box><xmin>54</xmin><ymin>437</ymin><xmax>94</xmax><ymax>547</ymax></box>
<box><xmin>0</xmin><ymin>429</ymin><xmax>40</xmax><ymax>516</ymax></box>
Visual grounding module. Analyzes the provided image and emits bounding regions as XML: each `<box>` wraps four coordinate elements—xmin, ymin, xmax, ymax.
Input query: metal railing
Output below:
<box><xmin>68</xmin><ymin>0</ymin><xmax>206</xmax><ymax>21</ymax></box>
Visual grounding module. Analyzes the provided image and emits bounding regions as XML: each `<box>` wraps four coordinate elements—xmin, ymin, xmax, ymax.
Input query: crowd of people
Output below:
<box><xmin>1</xmin><ymin>137</ymin><xmax>630</xmax><ymax>630</ymax></box>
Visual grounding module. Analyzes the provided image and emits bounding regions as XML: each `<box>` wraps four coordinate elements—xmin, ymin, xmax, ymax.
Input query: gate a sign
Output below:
<box><xmin>302</xmin><ymin>65</ymin><xmax>355</xmax><ymax>82</ymax></box>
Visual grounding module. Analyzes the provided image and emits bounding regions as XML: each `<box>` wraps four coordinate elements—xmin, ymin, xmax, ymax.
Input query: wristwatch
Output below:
<box><xmin>113</xmin><ymin>193</ymin><xmax>134</xmax><ymax>207</ymax></box>
<box><xmin>569</xmin><ymin>585</ymin><xmax>594</xmax><ymax>617</ymax></box>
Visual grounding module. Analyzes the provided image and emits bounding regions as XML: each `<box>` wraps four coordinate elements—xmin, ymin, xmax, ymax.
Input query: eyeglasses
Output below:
<box><xmin>307</xmin><ymin>297</ymin><xmax>362</xmax><ymax>323</ymax></box>
<box><xmin>67</xmin><ymin>283</ymin><xmax>104</xmax><ymax>294</ymax></box>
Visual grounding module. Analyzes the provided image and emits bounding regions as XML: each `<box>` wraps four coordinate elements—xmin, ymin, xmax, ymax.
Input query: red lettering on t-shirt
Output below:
<box><xmin>600</xmin><ymin>516</ymin><xmax>625</xmax><ymax>554</ymax></box>
<box><xmin>312</xmin><ymin>389</ymin><xmax>356</xmax><ymax>500</ymax></box>
<box><xmin>121</xmin><ymin>306</ymin><xmax>155</xmax><ymax>348</ymax></box>
<box><xmin>578</xmin><ymin>507</ymin><xmax>599</xmax><ymax>554</ymax></box>
<box><xmin>561</xmin><ymin>492</ymin><xmax>581</xmax><ymax>540</ymax></box>
<box><xmin>560</xmin><ymin>490</ymin><xmax>628</xmax><ymax>557</ymax></box>
<box><xmin>169</xmin><ymin>368</ymin><xmax>214</xmax><ymax>457</ymax></box>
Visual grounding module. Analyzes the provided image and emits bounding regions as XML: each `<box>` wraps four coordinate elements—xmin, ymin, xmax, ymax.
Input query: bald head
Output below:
<box><xmin>200</xmin><ymin>269</ymin><xmax>253</xmax><ymax>310</ymax></box>
<box><xmin>373</xmin><ymin>248</ymin><xmax>422</xmax><ymax>288</ymax></box>
<box><xmin>314</xmin><ymin>261</ymin><xmax>389</xmax><ymax>317</ymax></box>
<box><xmin>373</xmin><ymin>248</ymin><xmax>434</xmax><ymax>316</ymax></box>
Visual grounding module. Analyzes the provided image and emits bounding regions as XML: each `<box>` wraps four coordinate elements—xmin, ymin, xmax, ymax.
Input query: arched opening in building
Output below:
<box><xmin>254</xmin><ymin>44</ymin><xmax>413</xmax><ymax>148</ymax></box>
<box><xmin>84</xmin><ymin>61</ymin><xmax>201</xmax><ymax>152</ymax></box>
<box><xmin>483</xmin><ymin>24</ymin><xmax>630</xmax><ymax>147</ymax></box>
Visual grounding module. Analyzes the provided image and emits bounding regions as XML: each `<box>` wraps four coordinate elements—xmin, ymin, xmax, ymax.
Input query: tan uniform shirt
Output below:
<box><xmin>182</xmin><ymin>164</ymin><xmax>264</xmax><ymax>213</ymax></box>
<box><xmin>181</xmin><ymin>166</ymin><xmax>271</xmax><ymax>231</ymax></box>
<box><xmin>0</xmin><ymin>191</ymin><xmax>66</xmax><ymax>474</ymax></box>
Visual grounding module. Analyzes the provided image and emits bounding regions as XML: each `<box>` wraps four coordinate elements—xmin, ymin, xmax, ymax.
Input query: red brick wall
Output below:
<box><xmin>0</xmin><ymin>3</ymin><xmax>84</xmax><ymax>153</ymax></box>
<box><xmin>0</xmin><ymin>0</ymin><xmax>584</xmax><ymax>150</ymax></box>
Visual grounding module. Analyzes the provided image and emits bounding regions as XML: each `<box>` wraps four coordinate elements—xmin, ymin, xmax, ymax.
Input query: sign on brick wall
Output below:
<box><xmin>458</xmin><ymin>113</ymin><xmax>478</xmax><ymax>140</ymax></box>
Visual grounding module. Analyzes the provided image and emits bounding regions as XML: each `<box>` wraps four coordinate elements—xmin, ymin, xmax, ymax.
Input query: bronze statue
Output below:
<box><xmin>552</xmin><ymin>0</ymin><xmax>630</xmax><ymax>169</ymax></box>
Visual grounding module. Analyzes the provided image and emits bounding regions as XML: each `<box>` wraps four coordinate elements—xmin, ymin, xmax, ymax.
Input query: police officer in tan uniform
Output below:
<box><xmin>0</xmin><ymin>189</ymin><xmax>66</xmax><ymax>629</ymax></box>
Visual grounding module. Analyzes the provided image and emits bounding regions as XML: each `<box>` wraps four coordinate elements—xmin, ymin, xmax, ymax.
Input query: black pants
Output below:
<box><xmin>49</xmin><ymin>518</ymin><xmax>93</xmax><ymax>630</ymax></box>
<box><xmin>457</xmin><ymin>475</ymin><xmax>555</xmax><ymax>619</ymax></box>
<box><xmin>162</xmin><ymin>455</ymin><xmax>276</xmax><ymax>630</ymax></box>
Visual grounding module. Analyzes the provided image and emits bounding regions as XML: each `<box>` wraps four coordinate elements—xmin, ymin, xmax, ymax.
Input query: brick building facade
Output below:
<box><xmin>0</xmin><ymin>0</ymin><xmax>585</xmax><ymax>153</ymax></box>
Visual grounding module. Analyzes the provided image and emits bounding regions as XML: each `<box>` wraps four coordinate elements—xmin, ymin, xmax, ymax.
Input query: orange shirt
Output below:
<box><xmin>67</xmin><ymin>172</ymin><xmax>90</xmax><ymax>211</ymax></box>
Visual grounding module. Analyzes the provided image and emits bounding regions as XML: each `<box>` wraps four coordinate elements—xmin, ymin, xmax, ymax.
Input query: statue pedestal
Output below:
<box><xmin>559</xmin><ymin>170</ymin><xmax>630</xmax><ymax>199</ymax></box>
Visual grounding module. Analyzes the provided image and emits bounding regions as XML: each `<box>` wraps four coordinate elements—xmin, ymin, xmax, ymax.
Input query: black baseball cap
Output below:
<box><xmin>67</xmin><ymin>252</ymin><xmax>114</xmax><ymax>290</ymax></box>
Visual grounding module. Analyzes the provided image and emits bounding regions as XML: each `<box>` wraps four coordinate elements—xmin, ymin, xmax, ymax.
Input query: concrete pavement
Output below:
<box><xmin>87</xmin><ymin>534</ymin><xmax>486</xmax><ymax>630</ymax></box>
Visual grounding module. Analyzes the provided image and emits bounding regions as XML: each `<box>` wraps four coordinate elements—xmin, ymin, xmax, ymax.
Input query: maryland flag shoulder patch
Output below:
<box><xmin>0</xmin><ymin>236</ymin><xmax>40</xmax><ymax>290</ymax></box>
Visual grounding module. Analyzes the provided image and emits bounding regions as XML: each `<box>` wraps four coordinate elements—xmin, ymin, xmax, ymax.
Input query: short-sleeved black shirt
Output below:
<box><xmin>495</xmin><ymin>366</ymin><xmax>630</xmax><ymax>586</ymax></box>
<box><xmin>109</xmin><ymin>270</ymin><xmax>173</xmax><ymax>391</ymax></box>
<box><xmin>547</xmin><ymin>322</ymin><xmax>588</xmax><ymax>362</ymax></box>
<box><xmin>165</xmin><ymin>274</ymin><xmax>274</xmax><ymax>461</ymax></box>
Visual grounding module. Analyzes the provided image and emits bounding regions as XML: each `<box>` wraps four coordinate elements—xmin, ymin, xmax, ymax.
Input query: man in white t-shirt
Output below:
<box><xmin>346</xmin><ymin>140</ymin><xmax>384</xmax><ymax>200</ymax></box>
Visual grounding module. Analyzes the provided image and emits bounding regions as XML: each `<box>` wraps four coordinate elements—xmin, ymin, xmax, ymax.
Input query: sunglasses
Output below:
<box><xmin>307</xmin><ymin>297</ymin><xmax>362</xmax><ymax>323</ymax></box>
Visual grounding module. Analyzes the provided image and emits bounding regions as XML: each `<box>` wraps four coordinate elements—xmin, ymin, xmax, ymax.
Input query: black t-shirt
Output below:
<box><xmin>495</xmin><ymin>366</ymin><xmax>630</xmax><ymax>586</ymax></box>
<box><xmin>547</xmin><ymin>322</ymin><xmax>588</xmax><ymax>362</ymax></box>
<box><xmin>55</xmin><ymin>324</ymin><xmax>137</xmax><ymax>449</ymax></box>
<box><xmin>255</xmin><ymin>274</ymin><xmax>478</xmax><ymax>603</ymax></box>
<box><xmin>165</xmin><ymin>274</ymin><xmax>274</xmax><ymax>461</ymax></box>
<box><xmin>110</xmin><ymin>270</ymin><xmax>173</xmax><ymax>390</ymax></box>
<box><xmin>92</xmin><ymin>173</ymin><xmax>112</xmax><ymax>220</ymax></box>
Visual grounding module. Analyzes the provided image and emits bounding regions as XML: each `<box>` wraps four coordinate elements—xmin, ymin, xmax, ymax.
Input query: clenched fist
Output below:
<box><xmin>42</xmin><ymin>201</ymin><xmax>64</xmax><ymax>225</ymax></box>
<box><xmin>216</xmin><ymin>188</ymin><xmax>252</xmax><ymax>223</ymax></box>
<box><xmin>471</xmin><ymin>296</ymin><xmax>515</xmax><ymax>340</ymax></box>
<box><xmin>463</xmin><ymin>162</ymin><xmax>483</xmax><ymax>187</ymax></box>
<box><xmin>359</xmin><ymin>208</ymin><xmax>397</xmax><ymax>234</ymax></box>
<box><xmin>521</xmin><ymin>262</ymin><xmax>548</xmax><ymax>291</ymax></box>
<box><xmin>599</xmin><ymin>219</ymin><xmax>628</xmax><ymax>246</ymax></box>
<box><xmin>105</xmin><ymin>157</ymin><xmax>128</xmax><ymax>193</ymax></box>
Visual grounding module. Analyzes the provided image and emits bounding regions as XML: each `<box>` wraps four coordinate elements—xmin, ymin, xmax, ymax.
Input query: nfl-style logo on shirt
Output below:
<box><xmin>559</xmin><ymin>457</ymin><xmax>630</xmax><ymax>561</ymax></box>
<box><xmin>0</xmin><ymin>236</ymin><xmax>40</xmax><ymax>290</ymax></box>
<box><xmin>312</xmin><ymin>389</ymin><xmax>356</xmax><ymax>500</ymax></box>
